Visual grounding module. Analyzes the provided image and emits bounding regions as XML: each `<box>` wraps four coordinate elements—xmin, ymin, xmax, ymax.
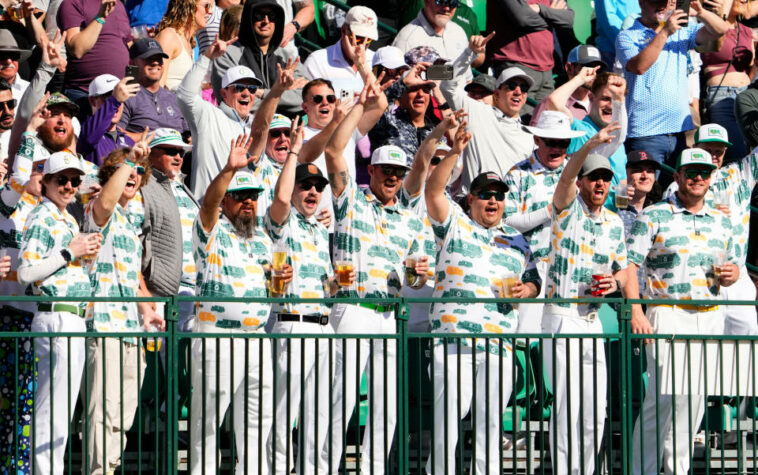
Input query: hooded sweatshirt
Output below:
<box><xmin>211</xmin><ymin>0</ymin><xmax>306</xmax><ymax>115</ymax></box>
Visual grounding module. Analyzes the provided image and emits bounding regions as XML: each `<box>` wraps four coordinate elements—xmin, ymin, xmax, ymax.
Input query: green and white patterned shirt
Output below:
<box><xmin>171</xmin><ymin>178</ymin><xmax>199</xmax><ymax>288</ymax></box>
<box><xmin>19</xmin><ymin>199</ymin><xmax>92</xmax><ymax>299</ymax></box>
<box><xmin>546</xmin><ymin>195</ymin><xmax>627</xmax><ymax>313</ymax></box>
<box><xmin>430</xmin><ymin>201</ymin><xmax>539</xmax><ymax>354</ymax></box>
<box><xmin>333</xmin><ymin>179</ymin><xmax>425</xmax><ymax>299</ymax></box>
<box><xmin>83</xmin><ymin>203</ymin><xmax>142</xmax><ymax>337</ymax></box>
<box><xmin>627</xmin><ymin>194</ymin><xmax>735</xmax><ymax>301</ymax></box>
<box><xmin>264</xmin><ymin>207</ymin><xmax>332</xmax><ymax>316</ymax></box>
<box><xmin>193</xmin><ymin>214</ymin><xmax>272</xmax><ymax>331</ymax></box>
<box><xmin>248</xmin><ymin>155</ymin><xmax>281</xmax><ymax>224</ymax></box>
<box><xmin>504</xmin><ymin>154</ymin><xmax>565</xmax><ymax>262</ymax></box>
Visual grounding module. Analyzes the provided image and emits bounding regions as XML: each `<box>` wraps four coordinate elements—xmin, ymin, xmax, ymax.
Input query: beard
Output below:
<box><xmin>230</xmin><ymin>213</ymin><xmax>256</xmax><ymax>239</ymax></box>
<box><xmin>38</xmin><ymin>126</ymin><xmax>73</xmax><ymax>152</ymax></box>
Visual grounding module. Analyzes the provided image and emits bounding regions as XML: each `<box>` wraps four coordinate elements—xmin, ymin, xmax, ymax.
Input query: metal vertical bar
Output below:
<box><xmin>166</xmin><ymin>295</ymin><xmax>179</xmax><ymax>474</ymax></box>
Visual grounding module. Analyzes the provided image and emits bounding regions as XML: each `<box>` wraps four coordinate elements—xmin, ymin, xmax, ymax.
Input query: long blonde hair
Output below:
<box><xmin>156</xmin><ymin>0</ymin><xmax>200</xmax><ymax>47</ymax></box>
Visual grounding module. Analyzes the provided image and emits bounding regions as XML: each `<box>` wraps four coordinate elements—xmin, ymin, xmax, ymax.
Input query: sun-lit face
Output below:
<box><xmin>265</xmin><ymin>128</ymin><xmax>291</xmax><ymax>164</ymax></box>
<box><xmin>44</xmin><ymin>169</ymin><xmax>82</xmax><ymax>210</ymax></box>
<box><xmin>220</xmin><ymin>80</ymin><xmax>258</xmax><ymax>119</ymax></box>
<box><xmin>467</xmin><ymin>184</ymin><xmax>506</xmax><ymax>228</ymax></box>
<box><xmin>493</xmin><ymin>79</ymin><xmax>529</xmax><ymax>118</ymax></box>
<box><xmin>675</xmin><ymin>165</ymin><xmax>713</xmax><ymax>202</ymax></box>
<box><xmin>589</xmin><ymin>86</ymin><xmax>614</xmax><ymax>127</ymax></box>
<box><xmin>0</xmin><ymin>53</ymin><xmax>19</xmax><ymax>83</ymax></box>
<box><xmin>626</xmin><ymin>163</ymin><xmax>657</xmax><ymax>194</ymax></box>
<box><xmin>302</xmin><ymin>84</ymin><xmax>336</xmax><ymax>130</ymax></box>
<box><xmin>368</xmin><ymin>164</ymin><xmax>407</xmax><ymax>204</ymax></box>
<box><xmin>292</xmin><ymin>179</ymin><xmax>324</xmax><ymax>218</ymax></box>
<box><xmin>121</xmin><ymin>164</ymin><xmax>143</xmax><ymax>203</ymax></box>
<box><xmin>577</xmin><ymin>169</ymin><xmax>613</xmax><ymax>212</ymax></box>
<box><xmin>149</xmin><ymin>145</ymin><xmax>185</xmax><ymax>179</ymax></box>
<box><xmin>137</xmin><ymin>55</ymin><xmax>164</xmax><ymax>84</ymax></box>
<box><xmin>194</xmin><ymin>0</ymin><xmax>213</xmax><ymax>29</ymax></box>
<box><xmin>0</xmin><ymin>88</ymin><xmax>14</xmax><ymax>131</ymax></box>
<box><xmin>423</xmin><ymin>0</ymin><xmax>456</xmax><ymax>29</ymax></box>
<box><xmin>38</xmin><ymin>105</ymin><xmax>74</xmax><ymax>152</ymax></box>
<box><xmin>534</xmin><ymin>136</ymin><xmax>570</xmax><ymax>170</ymax></box>
<box><xmin>399</xmin><ymin>84</ymin><xmax>432</xmax><ymax>117</ymax></box>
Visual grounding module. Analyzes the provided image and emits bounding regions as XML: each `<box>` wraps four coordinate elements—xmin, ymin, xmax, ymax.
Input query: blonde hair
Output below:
<box><xmin>156</xmin><ymin>0</ymin><xmax>200</xmax><ymax>47</ymax></box>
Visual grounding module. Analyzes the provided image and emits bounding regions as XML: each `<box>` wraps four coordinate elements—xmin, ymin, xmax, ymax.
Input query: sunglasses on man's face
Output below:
<box><xmin>299</xmin><ymin>180</ymin><xmax>326</xmax><ymax>192</ymax></box>
<box><xmin>269</xmin><ymin>129</ymin><xmax>291</xmax><ymax>139</ymax></box>
<box><xmin>502</xmin><ymin>81</ymin><xmax>529</xmax><ymax>92</ymax></box>
<box><xmin>379</xmin><ymin>165</ymin><xmax>407</xmax><ymax>178</ymax></box>
<box><xmin>157</xmin><ymin>147</ymin><xmax>186</xmax><ymax>158</ymax></box>
<box><xmin>0</xmin><ymin>52</ymin><xmax>21</xmax><ymax>62</ymax></box>
<box><xmin>253</xmin><ymin>10</ymin><xmax>278</xmax><ymax>22</ymax></box>
<box><xmin>350</xmin><ymin>34</ymin><xmax>373</xmax><ymax>46</ymax></box>
<box><xmin>228</xmin><ymin>190</ymin><xmax>261</xmax><ymax>202</ymax></box>
<box><xmin>435</xmin><ymin>0</ymin><xmax>460</xmax><ymax>7</ymax></box>
<box><xmin>56</xmin><ymin>174</ymin><xmax>82</xmax><ymax>187</ymax></box>
<box><xmin>682</xmin><ymin>168</ymin><xmax>712</xmax><ymax>180</ymax></box>
<box><xmin>0</xmin><ymin>99</ymin><xmax>17</xmax><ymax>110</ymax></box>
<box><xmin>231</xmin><ymin>84</ymin><xmax>259</xmax><ymax>94</ymax></box>
<box><xmin>541</xmin><ymin>138</ymin><xmax>571</xmax><ymax>149</ymax></box>
<box><xmin>311</xmin><ymin>94</ymin><xmax>336</xmax><ymax>104</ymax></box>
<box><xmin>585</xmin><ymin>171</ymin><xmax>613</xmax><ymax>183</ymax></box>
<box><xmin>476</xmin><ymin>190</ymin><xmax>506</xmax><ymax>201</ymax></box>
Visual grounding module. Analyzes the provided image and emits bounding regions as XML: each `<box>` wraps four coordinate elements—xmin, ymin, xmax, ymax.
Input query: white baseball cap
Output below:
<box><xmin>88</xmin><ymin>74</ymin><xmax>120</xmax><ymax>97</ymax></box>
<box><xmin>149</xmin><ymin>128</ymin><xmax>192</xmax><ymax>151</ymax></box>
<box><xmin>221</xmin><ymin>66</ymin><xmax>264</xmax><ymax>89</ymax></box>
<box><xmin>270</xmin><ymin>114</ymin><xmax>291</xmax><ymax>130</ymax></box>
<box><xmin>227</xmin><ymin>171</ymin><xmax>264</xmax><ymax>193</ymax></box>
<box><xmin>372</xmin><ymin>46</ymin><xmax>408</xmax><ymax>70</ymax></box>
<box><xmin>694</xmin><ymin>123</ymin><xmax>732</xmax><ymax>146</ymax></box>
<box><xmin>676</xmin><ymin>148</ymin><xmax>717</xmax><ymax>170</ymax></box>
<box><xmin>522</xmin><ymin>110</ymin><xmax>586</xmax><ymax>139</ymax></box>
<box><xmin>370</xmin><ymin>145</ymin><xmax>410</xmax><ymax>169</ymax></box>
<box><xmin>43</xmin><ymin>151</ymin><xmax>84</xmax><ymax>176</ymax></box>
<box><xmin>345</xmin><ymin>6</ymin><xmax>378</xmax><ymax>41</ymax></box>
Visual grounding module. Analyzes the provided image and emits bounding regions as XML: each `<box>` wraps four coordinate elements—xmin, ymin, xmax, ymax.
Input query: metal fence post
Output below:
<box><xmin>165</xmin><ymin>295</ymin><xmax>180</xmax><ymax>473</ymax></box>
<box><xmin>395</xmin><ymin>299</ymin><xmax>409</xmax><ymax>474</ymax></box>
<box><xmin>618</xmin><ymin>299</ymin><xmax>632</xmax><ymax>475</ymax></box>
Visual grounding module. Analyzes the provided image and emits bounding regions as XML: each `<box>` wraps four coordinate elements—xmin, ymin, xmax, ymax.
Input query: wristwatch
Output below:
<box><xmin>60</xmin><ymin>248</ymin><xmax>72</xmax><ymax>263</ymax></box>
<box><xmin>291</xmin><ymin>20</ymin><xmax>301</xmax><ymax>32</ymax></box>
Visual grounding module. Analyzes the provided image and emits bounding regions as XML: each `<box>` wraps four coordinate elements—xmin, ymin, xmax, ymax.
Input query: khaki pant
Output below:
<box><xmin>82</xmin><ymin>337</ymin><xmax>145</xmax><ymax>475</ymax></box>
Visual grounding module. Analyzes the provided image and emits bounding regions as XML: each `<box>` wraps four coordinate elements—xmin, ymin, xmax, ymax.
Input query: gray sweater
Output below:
<box><xmin>140</xmin><ymin>169</ymin><xmax>198</xmax><ymax>297</ymax></box>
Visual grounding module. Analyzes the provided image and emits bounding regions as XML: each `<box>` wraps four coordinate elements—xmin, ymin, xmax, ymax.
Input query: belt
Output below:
<box><xmin>277</xmin><ymin>313</ymin><xmax>329</xmax><ymax>325</ymax></box>
<box><xmin>652</xmin><ymin>304</ymin><xmax>719</xmax><ymax>313</ymax></box>
<box><xmin>37</xmin><ymin>303</ymin><xmax>86</xmax><ymax>318</ymax></box>
<box><xmin>357</xmin><ymin>303</ymin><xmax>393</xmax><ymax>313</ymax></box>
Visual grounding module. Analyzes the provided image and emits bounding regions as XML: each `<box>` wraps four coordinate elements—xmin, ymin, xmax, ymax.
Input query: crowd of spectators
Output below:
<box><xmin>0</xmin><ymin>0</ymin><xmax>758</xmax><ymax>473</ymax></box>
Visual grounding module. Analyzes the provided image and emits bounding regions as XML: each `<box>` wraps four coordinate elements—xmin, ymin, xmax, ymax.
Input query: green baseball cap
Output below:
<box><xmin>46</xmin><ymin>92</ymin><xmax>79</xmax><ymax>114</ymax></box>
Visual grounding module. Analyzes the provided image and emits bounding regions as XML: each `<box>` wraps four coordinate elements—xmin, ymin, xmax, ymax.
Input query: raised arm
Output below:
<box><xmin>440</xmin><ymin>33</ymin><xmax>494</xmax><ymax>110</ymax></box>
<box><xmin>624</xmin><ymin>11</ymin><xmax>686</xmax><ymax>75</ymax></box>
<box><xmin>426</xmin><ymin>123</ymin><xmax>471</xmax><ymax>223</ymax></box>
<box><xmin>269</xmin><ymin>118</ymin><xmax>304</xmax><ymax>225</ymax></box>
<box><xmin>280</xmin><ymin>0</ymin><xmax>315</xmax><ymax>48</ymax></box>
<box><xmin>590</xmin><ymin>75</ymin><xmax>628</xmax><ymax>158</ymax></box>
<box><xmin>692</xmin><ymin>0</ymin><xmax>729</xmax><ymax>44</ymax></box>
<box><xmin>553</xmin><ymin>122</ymin><xmax>620</xmax><ymax>212</ymax></box>
<box><xmin>176</xmin><ymin>34</ymin><xmax>237</xmax><ymax>115</ymax></box>
<box><xmin>324</xmin><ymin>92</ymin><xmax>366</xmax><ymax>198</ymax></box>
<box><xmin>298</xmin><ymin>99</ymin><xmax>349</xmax><ymax>164</ymax></box>
<box><xmin>64</xmin><ymin>0</ymin><xmax>116</xmax><ymax>59</ymax></box>
<box><xmin>404</xmin><ymin>110</ymin><xmax>463</xmax><ymax>197</ymax></box>
<box><xmin>198</xmin><ymin>134</ymin><xmax>255</xmax><ymax>232</ymax></box>
<box><xmin>546</xmin><ymin>66</ymin><xmax>598</xmax><ymax>120</ymax></box>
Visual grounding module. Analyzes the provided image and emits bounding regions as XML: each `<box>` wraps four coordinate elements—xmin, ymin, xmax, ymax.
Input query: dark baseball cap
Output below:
<box><xmin>295</xmin><ymin>163</ymin><xmax>329</xmax><ymax>187</ymax></box>
<box><xmin>626</xmin><ymin>150</ymin><xmax>661</xmax><ymax>170</ymax></box>
<box><xmin>129</xmin><ymin>38</ymin><xmax>168</xmax><ymax>59</ymax></box>
<box><xmin>464</xmin><ymin>74</ymin><xmax>496</xmax><ymax>95</ymax></box>
<box><xmin>470</xmin><ymin>171</ymin><xmax>509</xmax><ymax>194</ymax></box>
<box><xmin>567</xmin><ymin>44</ymin><xmax>607</xmax><ymax>69</ymax></box>
<box><xmin>46</xmin><ymin>92</ymin><xmax>79</xmax><ymax>114</ymax></box>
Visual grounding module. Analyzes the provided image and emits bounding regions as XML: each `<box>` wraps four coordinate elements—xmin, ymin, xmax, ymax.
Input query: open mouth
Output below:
<box><xmin>125</xmin><ymin>180</ymin><xmax>137</xmax><ymax>190</ymax></box>
<box><xmin>53</xmin><ymin>125</ymin><xmax>67</xmax><ymax>137</ymax></box>
<box><xmin>510</xmin><ymin>96</ymin><xmax>522</xmax><ymax>107</ymax></box>
<box><xmin>484</xmin><ymin>203</ymin><xmax>499</xmax><ymax>217</ymax></box>
<box><xmin>592</xmin><ymin>186</ymin><xmax>605</xmax><ymax>199</ymax></box>
<box><xmin>238</xmin><ymin>98</ymin><xmax>250</xmax><ymax>106</ymax></box>
<box><xmin>304</xmin><ymin>195</ymin><xmax>318</xmax><ymax>206</ymax></box>
<box><xmin>318</xmin><ymin>107</ymin><xmax>330</xmax><ymax>119</ymax></box>
<box><xmin>275</xmin><ymin>145</ymin><xmax>288</xmax><ymax>153</ymax></box>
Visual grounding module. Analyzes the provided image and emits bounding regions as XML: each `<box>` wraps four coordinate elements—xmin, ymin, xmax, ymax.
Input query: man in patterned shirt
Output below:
<box><xmin>504</xmin><ymin>110</ymin><xmax>586</xmax><ymax>333</ymax></box>
<box><xmin>190</xmin><ymin>135</ymin><xmax>293</xmax><ymax>474</ymax></box>
<box><xmin>321</xmin><ymin>79</ymin><xmax>429</xmax><ymax>473</ymax></box>
<box><xmin>17</xmin><ymin>151</ymin><xmax>101</xmax><ymax>475</ymax></box>
<box><xmin>266</xmin><ymin>119</ymin><xmax>354</xmax><ymax>474</ymax></box>
<box><xmin>425</xmin><ymin>123</ymin><xmax>540</xmax><ymax>474</ymax></box>
<box><xmin>628</xmin><ymin>147</ymin><xmax>739</xmax><ymax>474</ymax></box>
<box><xmin>544</xmin><ymin>122</ymin><xmax>635</xmax><ymax>475</ymax></box>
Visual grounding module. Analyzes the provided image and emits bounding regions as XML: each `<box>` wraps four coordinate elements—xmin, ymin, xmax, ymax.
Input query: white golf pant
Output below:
<box><xmin>323</xmin><ymin>304</ymin><xmax>397</xmax><ymax>474</ymax></box>
<box><xmin>542</xmin><ymin>305</ymin><xmax>607</xmax><ymax>475</ymax></box>
<box><xmin>31</xmin><ymin>310</ymin><xmax>86</xmax><ymax>475</ymax></box>
<box><xmin>268</xmin><ymin>319</ymin><xmax>334</xmax><ymax>475</ymax></box>
<box><xmin>722</xmin><ymin>266</ymin><xmax>758</xmax><ymax>336</ymax></box>
<box><xmin>425</xmin><ymin>342</ymin><xmax>513</xmax><ymax>475</ymax></box>
<box><xmin>632</xmin><ymin>305</ymin><xmax>724</xmax><ymax>475</ymax></box>
<box><xmin>516</xmin><ymin>260</ymin><xmax>547</xmax><ymax>335</ymax></box>
<box><xmin>189</xmin><ymin>327</ymin><xmax>273</xmax><ymax>475</ymax></box>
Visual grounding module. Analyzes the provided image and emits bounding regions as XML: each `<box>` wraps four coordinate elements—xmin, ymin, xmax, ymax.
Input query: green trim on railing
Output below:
<box><xmin>295</xmin><ymin>33</ymin><xmax>322</xmax><ymax>54</ymax></box>
<box><xmin>320</xmin><ymin>0</ymin><xmax>398</xmax><ymax>35</ymax></box>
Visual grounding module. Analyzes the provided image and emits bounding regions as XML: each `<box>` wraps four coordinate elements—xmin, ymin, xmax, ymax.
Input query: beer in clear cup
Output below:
<box><xmin>615</xmin><ymin>184</ymin><xmax>630</xmax><ymax>209</ymax></box>
<box><xmin>336</xmin><ymin>260</ymin><xmax>353</xmax><ymax>287</ymax></box>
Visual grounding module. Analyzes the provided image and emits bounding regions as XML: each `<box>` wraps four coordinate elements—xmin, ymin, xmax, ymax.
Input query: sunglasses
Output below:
<box><xmin>350</xmin><ymin>34</ymin><xmax>373</xmax><ymax>46</ymax></box>
<box><xmin>503</xmin><ymin>81</ymin><xmax>530</xmax><ymax>92</ymax></box>
<box><xmin>35</xmin><ymin>162</ymin><xmax>45</xmax><ymax>173</ymax></box>
<box><xmin>228</xmin><ymin>190</ymin><xmax>261</xmax><ymax>202</ymax></box>
<box><xmin>0</xmin><ymin>52</ymin><xmax>21</xmax><ymax>61</ymax></box>
<box><xmin>434</xmin><ymin>0</ymin><xmax>460</xmax><ymax>6</ymax></box>
<box><xmin>156</xmin><ymin>146</ymin><xmax>186</xmax><ymax>158</ymax></box>
<box><xmin>231</xmin><ymin>84</ymin><xmax>259</xmax><ymax>94</ymax></box>
<box><xmin>252</xmin><ymin>10</ymin><xmax>278</xmax><ymax>22</ymax></box>
<box><xmin>311</xmin><ymin>94</ymin><xmax>336</xmax><ymax>104</ymax></box>
<box><xmin>476</xmin><ymin>190</ymin><xmax>506</xmax><ymax>201</ymax></box>
<box><xmin>0</xmin><ymin>99</ymin><xmax>17</xmax><ymax>110</ymax></box>
<box><xmin>542</xmin><ymin>138</ymin><xmax>571</xmax><ymax>149</ymax></box>
<box><xmin>585</xmin><ymin>171</ymin><xmax>614</xmax><ymax>183</ymax></box>
<box><xmin>683</xmin><ymin>168</ymin><xmax>712</xmax><ymax>180</ymax></box>
<box><xmin>134</xmin><ymin>165</ymin><xmax>146</xmax><ymax>176</ymax></box>
<box><xmin>379</xmin><ymin>165</ymin><xmax>407</xmax><ymax>178</ymax></box>
<box><xmin>269</xmin><ymin>129</ymin><xmax>291</xmax><ymax>139</ymax></box>
<box><xmin>299</xmin><ymin>180</ymin><xmax>326</xmax><ymax>192</ymax></box>
<box><xmin>408</xmin><ymin>84</ymin><xmax>434</xmax><ymax>94</ymax></box>
<box><xmin>56</xmin><ymin>175</ymin><xmax>82</xmax><ymax>187</ymax></box>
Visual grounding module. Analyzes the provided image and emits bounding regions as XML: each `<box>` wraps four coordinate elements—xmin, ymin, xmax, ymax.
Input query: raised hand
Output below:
<box><xmin>226</xmin><ymin>133</ymin><xmax>255</xmax><ymax>170</ymax></box>
<box><xmin>403</xmin><ymin>62</ymin><xmax>435</xmax><ymax>89</ymax></box>
<box><xmin>204</xmin><ymin>34</ymin><xmax>239</xmax><ymax>60</ymax></box>
<box><xmin>0</xmin><ymin>255</ymin><xmax>10</xmax><ymax>281</ymax></box>
<box><xmin>97</xmin><ymin>0</ymin><xmax>117</xmax><ymax>19</ymax></box>
<box><xmin>578</xmin><ymin>66</ymin><xmax>600</xmax><ymax>87</ymax></box>
<box><xmin>41</xmin><ymin>30</ymin><xmax>66</xmax><ymax>70</ymax></box>
<box><xmin>274</xmin><ymin>58</ymin><xmax>308</xmax><ymax>93</ymax></box>
<box><xmin>132</xmin><ymin>127</ymin><xmax>155</xmax><ymax>161</ymax></box>
<box><xmin>589</xmin><ymin>121</ymin><xmax>622</xmax><ymax>148</ymax></box>
<box><xmin>663</xmin><ymin>9</ymin><xmax>687</xmax><ymax>35</ymax></box>
<box><xmin>26</xmin><ymin>92</ymin><xmax>51</xmax><ymax>133</ymax></box>
<box><xmin>451</xmin><ymin>120</ymin><xmax>472</xmax><ymax>154</ymax></box>
<box><xmin>289</xmin><ymin>116</ymin><xmax>304</xmax><ymax>155</ymax></box>
<box><xmin>607</xmin><ymin>75</ymin><xmax>627</xmax><ymax>101</ymax></box>
<box><xmin>112</xmin><ymin>77</ymin><xmax>140</xmax><ymax>103</ymax></box>
<box><xmin>344</xmin><ymin>33</ymin><xmax>367</xmax><ymax>67</ymax></box>
<box><xmin>469</xmin><ymin>31</ymin><xmax>495</xmax><ymax>56</ymax></box>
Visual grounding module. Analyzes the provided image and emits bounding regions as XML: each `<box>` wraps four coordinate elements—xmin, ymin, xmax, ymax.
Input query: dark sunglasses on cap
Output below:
<box><xmin>0</xmin><ymin>99</ymin><xmax>17</xmax><ymax>110</ymax></box>
<box><xmin>503</xmin><ymin>80</ymin><xmax>529</xmax><ymax>92</ymax></box>
<box><xmin>542</xmin><ymin>138</ymin><xmax>571</xmax><ymax>149</ymax></box>
<box><xmin>252</xmin><ymin>10</ymin><xmax>278</xmax><ymax>22</ymax></box>
<box><xmin>311</xmin><ymin>94</ymin><xmax>336</xmax><ymax>104</ymax></box>
<box><xmin>156</xmin><ymin>146</ymin><xmax>186</xmax><ymax>158</ymax></box>
<box><xmin>380</xmin><ymin>165</ymin><xmax>407</xmax><ymax>178</ymax></box>
<box><xmin>585</xmin><ymin>170</ymin><xmax>614</xmax><ymax>182</ymax></box>
<box><xmin>476</xmin><ymin>190</ymin><xmax>505</xmax><ymax>201</ymax></box>
<box><xmin>228</xmin><ymin>189</ymin><xmax>261</xmax><ymax>202</ymax></box>
<box><xmin>269</xmin><ymin>129</ymin><xmax>291</xmax><ymax>139</ymax></box>
<box><xmin>683</xmin><ymin>168</ymin><xmax>712</xmax><ymax>180</ymax></box>
<box><xmin>231</xmin><ymin>84</ymin><xmax>259</xmax><ymax>94</ymax></box>
<box><xmin>299</xmin><ymin>180</ymin><xmax>326</xmax><ymax>192</ymax></box>
<box><xmin>56</xmin><ymin>175</ymin><xmax>82</xmax><ymax>187</ymax></box>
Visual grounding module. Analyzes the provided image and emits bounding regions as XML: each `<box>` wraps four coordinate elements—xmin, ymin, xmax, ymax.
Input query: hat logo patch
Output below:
<box><xmin>308</xmin><ymin>164</ymin><xmax>318</xmax><ymax>174</ymax></box>
<box><xmin>389</xmin><ymin>151</ymin><xmax>402</xmax><ymax>160</ymax></box>
<box><xmin>236</xmin><ymin>176</ymin><xmax>252</xmax><ymax>184</ymax></box>
<box><xmin>708</xmin><ymin>128</ymin><xmax>723</xmax><ymax>136</ymax></box>
<box><xmin>639</xmin><ymin>152</ymin><xmax>648</xmax><ymax>160</ymax></box>
<box><xmin>692</xmin><ymin>153</ymin><xmax>704</xmax><ymax>159</ymax></box>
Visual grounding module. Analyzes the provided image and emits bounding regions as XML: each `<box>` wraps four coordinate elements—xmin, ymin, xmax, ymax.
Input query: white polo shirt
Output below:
<box><xmin>303</xmin><ymin>41</ymin><xmax>375</xmax><ymax>96</ymax></box>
